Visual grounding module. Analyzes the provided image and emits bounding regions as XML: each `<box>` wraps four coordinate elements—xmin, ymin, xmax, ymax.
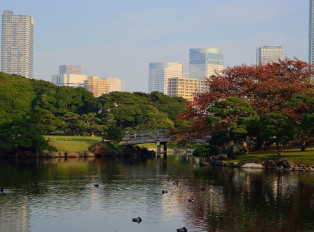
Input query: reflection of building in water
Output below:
<box><xmin>0</xmin><ymin>195</ymin><xmax>30</xmax><ymax>232</ymax></box>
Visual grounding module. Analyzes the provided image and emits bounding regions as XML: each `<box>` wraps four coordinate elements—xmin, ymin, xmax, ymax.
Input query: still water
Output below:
<box><xmin>0</xmin><ymin>156</ymin><xmax>313</xmax><ymax>232</ymax></box>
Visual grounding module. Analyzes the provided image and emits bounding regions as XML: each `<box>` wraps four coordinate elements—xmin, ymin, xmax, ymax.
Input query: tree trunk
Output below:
<box><xmin>277</xmin><ymin>143</ymin><xmax>282</xmax><ymax>159</ymax></box>
<box><xmin>227</xmin><ymin>145</ymin><xmax>236</xmax><ymax>159</ymax></box>
<box><xmin>255</xmin><ymin>139</ymin><xmax>265</xmax><ymax>151</ymax></box>
<box><xmin>301</xmin><ymin>140</ymin><xmax>306</xmax><ymax>152</ymax></box>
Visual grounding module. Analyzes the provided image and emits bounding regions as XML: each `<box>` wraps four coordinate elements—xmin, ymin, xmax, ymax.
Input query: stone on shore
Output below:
<box><xmin>241</xmin><ymin>163</ymin><xmax>263</xmax><ymax>169</ymax></box>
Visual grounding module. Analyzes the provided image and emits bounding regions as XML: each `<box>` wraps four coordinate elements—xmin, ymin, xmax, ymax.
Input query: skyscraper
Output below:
<box><xmin>1</xmin><ymin>10</ymin><xmax>34</xmax><ymax>78</ymax></box>
<box><xmin>148</xmin><ymin>61</ymin><xmax>182</xmax><ymax>94</ymax></box>
<box><xmin>256</xmin><ymin>46</ymin><xmax>283</xmax><ymax>65</ymax></box>
<box><xmin>189</xmin><ymin>48</ymin><xmax>223</xmax><ymax>80</ymax></box>
<box><xmin>59</xmin><ymin>65</ymin><xmax>82</xmax><ymax>75</ymax></box>
<box><xmin>309</xmin><ymin>0</ymin><xmax>314</xmax><ymax>65</ymax></box>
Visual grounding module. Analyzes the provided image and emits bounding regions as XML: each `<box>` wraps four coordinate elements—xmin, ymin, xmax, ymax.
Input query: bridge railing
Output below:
<box><xmin>123</xmin><ymin>129</ymin><xmax>169</xmax><ymax>142</ymax></box>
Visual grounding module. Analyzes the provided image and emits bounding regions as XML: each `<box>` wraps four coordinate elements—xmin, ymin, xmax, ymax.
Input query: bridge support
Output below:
<box><xmin>157</xmin><ymin>141</ymin><xmax>167</xmax><ymax>157</ymax></box>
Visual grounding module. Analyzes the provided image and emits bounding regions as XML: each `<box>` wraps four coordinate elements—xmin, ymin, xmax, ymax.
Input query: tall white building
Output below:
<box><xmin>256</xmin><ymin>46</ymin><xmax>283</xmax><ymax>65</ymax></box>
<box><xmin>51</xmin><ymin>65</ymin><xmax>87</xmax><ymax>87</ymax></box>
<box><xmin>1</xmin><ymin>10</ymin><xmax>34</xmax><ymax>78</ymax></box>
<box><xmin>105</xmin><ymin>77</ymin><xmax>125</xmax><ymax>92</ymax></box>
<box><xmin>148</xmin><ymin>61</ymin><xmax>183</xmax><ymax>95</ymax></box>
<box><xmin>309</xmin><ymin>0</ymin><xmax>314</xmax><ymax>65</ymax></box>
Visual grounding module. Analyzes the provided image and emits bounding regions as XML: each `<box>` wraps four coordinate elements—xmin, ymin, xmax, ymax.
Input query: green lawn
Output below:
<box><xmin>45</xmin><ymin>135</ymin><xmax>102</xmax><ymax>151</ymax></box>
<box><xmin>229</xmin><ymin>147</ymin><xmax>314</xmax><ymax>165</ymax></box>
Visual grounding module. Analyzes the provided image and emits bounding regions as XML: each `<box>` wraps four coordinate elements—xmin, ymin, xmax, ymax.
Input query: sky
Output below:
<box><xmin>0</xmin><ymin>0</ymin><xmax>309</xmax><ymax>92</ymax></box>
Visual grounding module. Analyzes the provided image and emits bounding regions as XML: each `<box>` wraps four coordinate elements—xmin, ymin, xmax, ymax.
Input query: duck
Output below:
<box><xmin>173</xmin><ymin>181</ymin><xmax>178</xmax><ymax>186</ymax></box>
<box><xmin>0</xmin><ymin>188</ymin><xmax>5</xmax><ymax>196</ymax></box>
<box><xmin>162</xmin><ymin>190</ymin><xmax>168</xmax><ymax>194</ymax></box>
<box><xmin>177</xmin><ymin>227</ymin><xmax>187</xmax><ymax>232</ymax></box>
<box><xmin>188</xmin><ymin>199</ymin><xmax>194</xmax><ymax>203</ymax></box>
<box><xmin>201</xmin><ymin>187</ymin><xmax>206</xmax><ymax>191</ymax></box>
<box><xmin>132</xmin><ymin>217</ymin><xmax>142</xmax><ymax>223</ymax></box>
<box><xmin>94</xmin><ymin>184</ymin><xmax>99</xmax><ymax>188</ymax></box>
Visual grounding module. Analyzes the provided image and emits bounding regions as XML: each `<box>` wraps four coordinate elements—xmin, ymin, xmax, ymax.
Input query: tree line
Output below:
<box><xmin>0</xmin><ymin>72</ymin><xmax>186</xmax><ymax>153</ymax></box>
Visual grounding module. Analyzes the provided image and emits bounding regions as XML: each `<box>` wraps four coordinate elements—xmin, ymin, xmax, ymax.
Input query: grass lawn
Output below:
<box><xmin>45</xmin><ymin>135</ymin><xmax>102</xmax><ymax>151</ymax></box>
<box><xmin>229</xmin><ymin>147</ymin><xmax>314</xmax><ymax>165</ymax></box>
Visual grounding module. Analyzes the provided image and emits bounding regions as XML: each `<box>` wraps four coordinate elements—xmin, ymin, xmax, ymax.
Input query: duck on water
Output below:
<box><xmin>1</xmin><ymin>188</ymin><xmax>5</xmax><ymax>196</ymax></box>
<box><xmin>132</xmin><ymin>217</ymin><xmax>142</xmax><ymax>223</ymax></box>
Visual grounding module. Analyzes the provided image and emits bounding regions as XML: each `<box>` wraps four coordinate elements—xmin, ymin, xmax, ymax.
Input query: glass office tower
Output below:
<box><xmin>189</xmin><ymin>48</ymin><xmax>223</xmax><ymax>80</ymax></box>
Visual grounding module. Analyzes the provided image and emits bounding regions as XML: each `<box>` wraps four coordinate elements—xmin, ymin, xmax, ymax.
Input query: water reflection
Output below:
<box><xmin>0</xmin><ymin>156</ymin><xmax>313</xmax><ymax>232</ymax></box>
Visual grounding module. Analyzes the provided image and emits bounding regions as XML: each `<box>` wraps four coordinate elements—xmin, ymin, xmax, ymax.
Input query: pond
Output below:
<box><xmin>0</xmin><ymin>156</ymin><xmax>313</xmax><ymax>232</ymax></box>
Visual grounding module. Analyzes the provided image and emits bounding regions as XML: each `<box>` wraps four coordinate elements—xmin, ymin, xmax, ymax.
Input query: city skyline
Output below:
<box><xmin>0</xmin><ymin>0</ymin><xmax>308</xmax><ymax>92</ymax></box>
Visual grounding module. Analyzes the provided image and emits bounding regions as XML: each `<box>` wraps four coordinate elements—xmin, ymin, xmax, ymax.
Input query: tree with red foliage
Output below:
<box><xmin>177</xmin><ymin>58</ymin><xmax>313</xmax><ymax>144</ymax></box>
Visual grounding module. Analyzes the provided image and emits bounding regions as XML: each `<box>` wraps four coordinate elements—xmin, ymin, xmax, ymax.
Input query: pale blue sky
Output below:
<box><xmin>0</xmin><ymin>0</ymin><xmax>309</xmax><ymax>92</ymax></box>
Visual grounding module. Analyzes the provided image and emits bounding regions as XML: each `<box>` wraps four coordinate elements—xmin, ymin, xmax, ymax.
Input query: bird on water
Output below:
<box><xmin>132</xmin><ymin>217</ymin><xmax>142</xmax><ymax>223</ymax></box>
<box><xmin>0</xmin><ymin>188</ymin><xmax>5</xmax><ymax>196</ymax></box>
<box><xmin>162</xmin><ymin>190</ymin><xmax>168</xmax><ymax>194</ymax></box>
<box><xmin>177</xmin><ymin>226</ymin><xmax>187</xmax><ymax>232</ymax></box>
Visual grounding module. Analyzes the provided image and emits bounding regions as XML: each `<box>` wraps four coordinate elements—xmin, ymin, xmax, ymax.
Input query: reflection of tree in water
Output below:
<box><xmin>171</xmin><ymin>166</ymin><xmax>314</xmax><ymax>232</ymax></box>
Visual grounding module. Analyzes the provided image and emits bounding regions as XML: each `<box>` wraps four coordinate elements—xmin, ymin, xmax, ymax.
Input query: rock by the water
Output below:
<box><xmin>241</xmin><ymin>163</ymin><xmax>263</xmax><ymax>169</ymax></box>
<box><xmin>66</xmin><ymin>151</ymin><xmax>80</xmax><ymax>158</ymax></box>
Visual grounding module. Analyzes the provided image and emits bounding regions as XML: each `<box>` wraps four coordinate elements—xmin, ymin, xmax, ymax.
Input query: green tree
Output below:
<box><xmin>206</xmin><ymin>97</ymin><xmax>259</xmax><ymax>159</ymax></box>
<box><xmin>62</xmin><ymin>112</ymin><xmax>81</xmax><ymax>135</ymax></box>
<box><xmin>136</xmin><ymin>106</ymin><xmax>174</xmax><ymax>130</ymax></box>
<box><xmin>81</xmin><ymin>112</ymin><xmax>105</xmax><ymax>136</ymax></box>
<box><xmin>282</xmin><ymin>95</ymin><xmax>314</xmax><ymax>151</ymax></box>
<box><xmin>103</xmin><ymin>124</ymin><xmax>124</xmax><ymax>146</ymax></box>
<box><xmin>0</xmin><ymin>119</ymin><xmax>53</xmax><ymax>153</ymax></box>
<box><xmin>262</xmin><ymin>111</ymin><xmax>295</xmax><ymax>159</ymax></box>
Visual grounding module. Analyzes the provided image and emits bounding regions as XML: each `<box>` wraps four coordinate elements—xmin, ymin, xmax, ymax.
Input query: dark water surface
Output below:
<box><xmin>0</xmin><ymin>156</ymin><xmax>313</xmax><ymax>232</ymax></box>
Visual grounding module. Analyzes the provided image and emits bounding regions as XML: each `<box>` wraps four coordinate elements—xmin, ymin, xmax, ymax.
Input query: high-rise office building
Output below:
<box><xmin>105</xmin><ymin>77</ymin><xmax>125</xmax><ymax>92</ymax></box>
<box><xmin>51</xmin><ymin>65</ymin><xmax>87</xmax><ymax>87</ymax></box>
<box><xmin>59</xmin><ymin>65</ymin><xmax>82</xmax><ymax>75</ymax></box>
<box><xmin>189</xmin><ymin>48</ymin><xmax>223</xmax><ymax>80</ymax></box>
<box><xmin>1</xmin><ymin>10</ymin><xmax>34</xmax><ymax>78</ymax></box>
<box><xmin>309</xmin><ymin>0</ymin><xmax>314</xmax><ymax>65</ymax></box>
<box><xmin>148</xmin><ymin>61</ymin><xmax>183</xmax><ymax>95</ymax></box>
<box><xmin>256</xmin><ymin>46</ymin><xmax>283</xmax><ymax>65</ymax></box>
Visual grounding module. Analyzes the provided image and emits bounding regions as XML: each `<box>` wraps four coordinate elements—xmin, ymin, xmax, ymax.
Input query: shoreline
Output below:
<box><xmin>200</xmin><ymin>159</ymin><xmax>314</xmax><ymax>173</ymax></box>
